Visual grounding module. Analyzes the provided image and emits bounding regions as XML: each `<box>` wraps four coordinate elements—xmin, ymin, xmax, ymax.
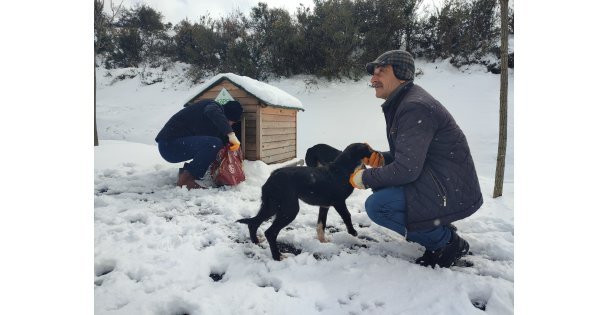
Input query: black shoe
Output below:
<box><xmin>415</xmin><ymin>231</ymin><xmax>469</xmax><ymax>268</ymax></box>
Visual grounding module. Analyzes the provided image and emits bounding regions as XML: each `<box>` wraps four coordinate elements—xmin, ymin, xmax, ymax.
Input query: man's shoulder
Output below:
<box><xmin>401</xmin><ymin>84</ymin><xmax>443</xmax><ymax>108</ymax></box>
<box><xmin>395</xmin><ymin>84</ymin><xmax>448</xmax><ymax>125</ymax></box>
<box><xmin>404</xmin><ymin>84</ymin><xmax>433</xmax><ymax>100</ymax></box>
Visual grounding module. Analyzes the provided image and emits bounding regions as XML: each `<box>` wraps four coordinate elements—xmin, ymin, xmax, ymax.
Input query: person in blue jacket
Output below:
<box><xmin>349</xmin><ymin>50</ymin><xmax>483</xmax><ymax>268</ymax></box>
<box><xmin>155</xmin><ymin>100</ymin><xmax>242</xmax><ymax>189</ymax></box>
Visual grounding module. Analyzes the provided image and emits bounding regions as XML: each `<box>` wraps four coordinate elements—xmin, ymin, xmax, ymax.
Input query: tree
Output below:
<box><xmin>297</xmin><ymin>0</ymin><xmax>360</xmax><ymax>79</ymax></box>
<box><xmin>493</xmin><ymin>0</ymin><xmax>509</xmax><ymax>198</ymax></box>
<box><xmin>216</xmin><ymin>11</ymin><xmax>261</xmax><ymax>78</ymax></box>
<box><xmin>172</xmin><ymin>16</ymin><xmax>223</xmax><ymax>81</ymax></box>
<box><xmin>354</xmin><ymin>0</ymin><xmax>413</xmax><ymax>68</ymax></box>
<box><xmin>94</xmin><ymin>0</ymin><xmax>125</xmax><ymax>146</ymax></box>
<box><xmin>107</xmin><ymin>4</ymin><xmax>169</xmax><ymax>68</ymax></box>
<box><xmin>248</xmin><ymin>3</ymin><xmax>301</xmax><ymax>78</ymax></box>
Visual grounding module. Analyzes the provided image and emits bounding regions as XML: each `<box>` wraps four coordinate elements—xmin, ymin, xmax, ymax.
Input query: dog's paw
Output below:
<box><xmin>255</xmin><ymin>235</ymin><xmax>266</xmax><ymax>244</ymax></box>
<box><xmin>316</xmin><ymin>224</ymin><xmax>329</xmax><ymax>243</ymax></box>
<box><xmin>270</xmin><ymin>254</ymin><xmax>289</xmax><ymax>261</ymax></box>
<box><xmin>279</xmin><ymin>253</ymin><xmax>294</xmax><ymax>261</ymax></box>
<box><xmin>348</xmin><ymin>229</ymin><xmax>358</xmax><ymax>237</ymax></box>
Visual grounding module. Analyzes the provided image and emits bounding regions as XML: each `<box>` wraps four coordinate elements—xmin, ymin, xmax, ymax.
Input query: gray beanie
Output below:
<box><xmin>366</xmin><ymin>50</ymin><xmax>415</xmax><ymax>81</ymax></box>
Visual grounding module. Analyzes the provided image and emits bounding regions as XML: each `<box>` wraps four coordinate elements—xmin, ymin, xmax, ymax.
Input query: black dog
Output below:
<box><xmin>305</xmin><ymin>143</ymin><xmax>366</xmax><ymax>243</ymax></box>
<box><xmin>238</xmin><ymin>143</ymin><xmax>374</xmax><ymax>260</ymax></box>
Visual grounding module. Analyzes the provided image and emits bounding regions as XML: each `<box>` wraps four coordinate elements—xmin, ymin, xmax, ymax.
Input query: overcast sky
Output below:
<box><xmin>102</xmin><ymin>0</ymin><xmax>445</xmax><ymax>25</ymax></box>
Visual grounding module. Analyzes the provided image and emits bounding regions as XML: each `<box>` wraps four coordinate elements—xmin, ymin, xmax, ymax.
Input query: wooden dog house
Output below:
<box><xmin>184</xmin><ymin>73</ymin><xmax>305</xmax><ymax>164</ymax></box>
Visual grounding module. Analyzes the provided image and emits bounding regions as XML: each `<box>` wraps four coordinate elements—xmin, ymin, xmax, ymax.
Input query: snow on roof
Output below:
<box><xmin>184</xmin><ymin>73</ymin><xmax>305</xmax><ymax>111</ymax></box>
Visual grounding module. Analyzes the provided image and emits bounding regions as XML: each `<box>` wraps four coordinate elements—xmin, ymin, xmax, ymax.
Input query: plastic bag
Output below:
<box><xmin>210</xmin><ymin>145</ymin><xmax>245</xmax><ymax>186</ymax></box>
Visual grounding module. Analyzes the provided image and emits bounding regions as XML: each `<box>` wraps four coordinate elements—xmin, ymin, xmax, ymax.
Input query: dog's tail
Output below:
<box><xmin>236</xmin><ymin>190</ymin><xmax>273</xmax><ymax>226</ymax></box>
<box><xmin>236</xmin><ymin>217</ymin><xmax>254</xmax><ymax>225</ymax></box>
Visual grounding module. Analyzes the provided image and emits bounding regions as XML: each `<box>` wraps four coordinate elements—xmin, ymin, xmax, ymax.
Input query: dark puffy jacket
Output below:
<box><xmin>155</xmin><ymin>100</ymin><xmax>232</xmax><ymax>142</ymax></box>
<box><xmin>362</xmin><ymin>82</ymin><xmax>483</xmax><ymax>231</ymax></box>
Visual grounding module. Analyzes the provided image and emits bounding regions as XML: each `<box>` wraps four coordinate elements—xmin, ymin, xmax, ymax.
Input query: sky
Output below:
<box><xmin>90</xmin><ymin>57</ymin><xmax>516</xmax><ymax>314</ymax></box>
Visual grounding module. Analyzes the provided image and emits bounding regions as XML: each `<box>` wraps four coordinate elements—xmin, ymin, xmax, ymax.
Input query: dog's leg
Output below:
<box><xmin>264</xmin><ymin>202</ymin><xmax>299</xmax><ymax>261</ymax></box>
<box><xmin>333</xmin><ymin>202</ymin><xmax>358</xmax><ymax>237</ymax></box>
<box><xmin>316</xmin><ymin>207</ymin><xmax>330</xmax><ymax>243</ymax></box>
<box><xmin>239</xmin><ymin>195</ymin><xmax>276</xmax><ymax>244</ymax></box>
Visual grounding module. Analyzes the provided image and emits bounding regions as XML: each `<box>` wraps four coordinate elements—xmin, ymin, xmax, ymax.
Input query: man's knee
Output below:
<box><xmin>209</xmin><ymin>137</ymin><xmax>223</xmax><ymax>148</ymax></box>
<box><xmin>365</xmin><ymin>194</ymin><xmax>382</xmax><ymax>223</ymax></box>
<box><xmin>201</xmin><ymin>137</ymin><xmax>224</xmax><ymax>156</ymax></box>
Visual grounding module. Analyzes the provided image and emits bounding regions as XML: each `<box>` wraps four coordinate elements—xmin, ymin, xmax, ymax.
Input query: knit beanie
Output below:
<box><xmin>223</xmin><ymin>100</ymin><xmax>243</xmax><ymax>122</ymax></box>
<box><xmin>366</xmin><ymin>50</ymin><xmax>415</xmax><ymax>81</ymax></box>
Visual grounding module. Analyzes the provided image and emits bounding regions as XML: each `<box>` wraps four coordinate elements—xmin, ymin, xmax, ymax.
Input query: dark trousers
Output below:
<box><xmin>157</xmin><ymin>136</ymin><xmax>223</xmax><ymax>179</ymax></box>
<box><xmin>365</xmin><ymin>186</ymin><xmax>452</xmax><ymax>251</ymax></box>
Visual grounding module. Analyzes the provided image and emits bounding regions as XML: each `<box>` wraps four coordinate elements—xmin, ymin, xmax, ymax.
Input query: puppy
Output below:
<box><xmin>238</xmin><ymin>143</ymin><xmax>374</xmax><ymax>260</ymax></box>
<box><xmin>305</xmin><ymin>143</ymin><xmax>365</xmax><ymax>242</ymax></box>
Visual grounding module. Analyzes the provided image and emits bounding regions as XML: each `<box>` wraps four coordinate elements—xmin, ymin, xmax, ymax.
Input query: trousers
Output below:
<box><xmin>157</xmin><ymin>136</ymin><xmax>223</xmax><ymax>179</ymax></box>
<box><xmin>365</xmin><ymin>186</ymin><xmax>452</xmax><ymax>251</ymax></box>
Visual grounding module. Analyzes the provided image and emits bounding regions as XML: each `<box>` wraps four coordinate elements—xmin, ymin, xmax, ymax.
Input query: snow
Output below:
<box><xmin>183</xmin><ymin>72</ymin><xmax>305</xmax><ymax>111</ymax></box>
<box><xmin>92</xmin><ymin>60</ymin><xmax>514</xmax><ymax>315</ymax></box>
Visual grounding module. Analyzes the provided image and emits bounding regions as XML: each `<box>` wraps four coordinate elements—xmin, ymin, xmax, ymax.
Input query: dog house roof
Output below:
<box><xmin>184</xmin><ymin>73</ymin><xmax>305</xmax><ymax>111</ymax></box>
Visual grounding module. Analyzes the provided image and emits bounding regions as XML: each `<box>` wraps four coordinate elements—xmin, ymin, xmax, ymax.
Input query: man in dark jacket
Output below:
<box><xmin>349</xmin><ymin>50</ymin><xmax>483</xmax><ymax>268</ymax></box>
<box><xmin>155</xmin><ymin>99</ymin><xmax>243</xmax><ymax>189</ymax></box>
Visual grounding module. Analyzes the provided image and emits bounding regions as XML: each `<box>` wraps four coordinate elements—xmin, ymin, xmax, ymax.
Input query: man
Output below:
<box><xmin>155</xmin><ymin>100</ymin><xmax>242</xmax><ymax>189</ymax></box>
<box><xmin>349</xmin><ymin>50</ymin><xmax>483</xmax><ymax>268</ymax></box>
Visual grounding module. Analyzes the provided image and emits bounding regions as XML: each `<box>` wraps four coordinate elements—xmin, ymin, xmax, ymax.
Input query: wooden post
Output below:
<box><xmin>241</xmin><ymin>118</ymin><xmax>246</xmax><ymax>156</ymax></box>
<box><xmin>94</xmin><ymin>61</ymin><xmax>99</xmax><ymax>146</ymax></box>
<box><xmin>493</xmin><ymin>0</ymin><xmax>509</xmax><ymax>198</ymax></box>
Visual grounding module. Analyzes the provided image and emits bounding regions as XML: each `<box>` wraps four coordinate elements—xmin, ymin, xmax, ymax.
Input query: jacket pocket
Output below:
<box><xmin>427</xmin><ymin>169</ymin><xmax>447</xmax><ymax>207</ymax></box>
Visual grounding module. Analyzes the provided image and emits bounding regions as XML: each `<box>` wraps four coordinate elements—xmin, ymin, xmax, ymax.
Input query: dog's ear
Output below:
<box><xmin>348</xmin><ymin>143</ymin><xmax>373</xmax><ymax>160</ymax></box>
<box><xmin>359</xmin><ymin>143</ymin><xmax>374</xmax><ymax>159</ymax></box>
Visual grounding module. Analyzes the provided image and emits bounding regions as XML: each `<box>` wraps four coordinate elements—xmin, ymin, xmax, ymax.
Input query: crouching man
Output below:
<box><xmin>349</xmin><ymin>50</ymin><xmax>483</xmax><ymax>268</ymax></box>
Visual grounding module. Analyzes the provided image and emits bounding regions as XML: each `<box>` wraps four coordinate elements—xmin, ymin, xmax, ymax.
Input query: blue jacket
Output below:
<box><xmin>362</xmin><ymin>82</ymin><xmax>483</xmax><ymax>231</ymax></box>
<box><xmin>155</xmin><ymin>100</ymin><xmax>233</xmax><ymax>143</ymax></box>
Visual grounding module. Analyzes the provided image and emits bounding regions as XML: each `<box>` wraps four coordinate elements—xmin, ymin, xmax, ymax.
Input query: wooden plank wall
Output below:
<box><xmin>193</xmin><ymin>79</ymin><xmax>261</xmax><ymax>161</ymax></box>
<box><xmin>260</xmin><ymin>106</ymin><xmax>297</xmax><ymax>164</ymax></box>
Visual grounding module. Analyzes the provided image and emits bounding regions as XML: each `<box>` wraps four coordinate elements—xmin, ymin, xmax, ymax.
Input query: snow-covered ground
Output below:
<box><xmin>92</xmin><ymin>60</ymin><xmax>514</xmax><ymax>315</ymax></box>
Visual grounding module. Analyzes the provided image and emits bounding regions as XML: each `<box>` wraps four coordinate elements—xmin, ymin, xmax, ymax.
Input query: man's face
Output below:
<box><xmin>370</xmin><ymin>64</ymin><xmax>404</xmax><ymax>100</ymax></box>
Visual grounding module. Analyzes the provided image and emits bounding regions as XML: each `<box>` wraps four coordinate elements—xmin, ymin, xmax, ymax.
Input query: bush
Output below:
<box><xmin>95</xmin><ymin>0</ymin><xmax>510</xmax><ymax>79</ymax></box>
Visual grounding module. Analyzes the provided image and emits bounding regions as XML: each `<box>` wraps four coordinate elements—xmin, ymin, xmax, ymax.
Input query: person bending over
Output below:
<box><xmin>155</xmin><ymin>100</ymin><xmax>242</xmax><ymax>189</ymax></box>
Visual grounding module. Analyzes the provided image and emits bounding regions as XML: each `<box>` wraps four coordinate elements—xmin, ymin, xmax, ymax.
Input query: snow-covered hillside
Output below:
<box><xmin>94</xmin><ymin>60</ymin><xmax>514</xmax><ymax>314</ymax></box>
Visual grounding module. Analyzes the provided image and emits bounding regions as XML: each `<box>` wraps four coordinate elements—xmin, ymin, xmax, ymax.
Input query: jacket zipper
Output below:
<box><xmin>428</xmin><ymin>169</ymin><xmax>447</xmax><ymax>207</ymax></box>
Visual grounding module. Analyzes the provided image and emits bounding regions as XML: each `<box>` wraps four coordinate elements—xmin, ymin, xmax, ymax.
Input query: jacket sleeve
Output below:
<box><xmin>381</xmin><ymin>151</ymin><xmax>394</xmax><ymax>165</ymax></box>
<box><xmin>204</xmin><ymin>102</ymin><xmax>233</xmax><ymax>136</ymax></box>
<box><xmin>362</xmin><ymin>105</ymin><xmax>436</xmax><ymax>188</ymax></box>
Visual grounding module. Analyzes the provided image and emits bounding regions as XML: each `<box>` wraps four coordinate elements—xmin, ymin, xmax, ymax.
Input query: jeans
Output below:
<box><xmin>157</xmin><ymin>136</ymin><xmax>223</xmax><ymax>179</ymax></box>
<box><xmin>365</xmin><ymin>186</ymin><xmax>452</xmax><ymax>251</ymax></box>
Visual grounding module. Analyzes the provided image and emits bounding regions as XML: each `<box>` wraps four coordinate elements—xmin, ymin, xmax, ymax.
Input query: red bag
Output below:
<box><xmin>210</xmin><ymin>145</ymin><xmax>246</xmax><ymax>186</ymax></box>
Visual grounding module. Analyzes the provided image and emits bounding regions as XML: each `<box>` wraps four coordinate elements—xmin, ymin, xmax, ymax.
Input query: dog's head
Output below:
<box><xmin>342</xmin><ymin>143</ymin><xmax>375</xmax><ymax>164</ymax></box>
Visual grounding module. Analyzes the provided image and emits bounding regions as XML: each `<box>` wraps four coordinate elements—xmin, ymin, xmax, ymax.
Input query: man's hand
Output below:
<box><xmin>363</xmin><ymin>151</ymin><xmax>384</xmax><ymax>168</ymax></box>
<box><xmin>349</xmin><ymin>169</ymin><xmax>366</xmax><ymax>189</ymax></box>
<box><xmin>227</xmin><ymin>132</ymin><xmax>241</xmax><ymax>151</ymax></box>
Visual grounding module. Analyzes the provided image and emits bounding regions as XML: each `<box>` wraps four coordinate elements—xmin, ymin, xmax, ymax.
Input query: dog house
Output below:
<box><xmin>183</xmin><ymin>73</ymin><xmax>305</xmax><ymax>164</ymax></box>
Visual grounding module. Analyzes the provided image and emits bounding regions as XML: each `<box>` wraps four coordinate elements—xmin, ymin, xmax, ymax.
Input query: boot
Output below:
<box><xmin>415</xmin><ymin>230</ymin><xmax>469</xmax><ymax>268</ymax></box>
<box><xmin>176</xmin><ymin>169</ymin><xmax>205</xmax><ymax>190</ymax></box>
